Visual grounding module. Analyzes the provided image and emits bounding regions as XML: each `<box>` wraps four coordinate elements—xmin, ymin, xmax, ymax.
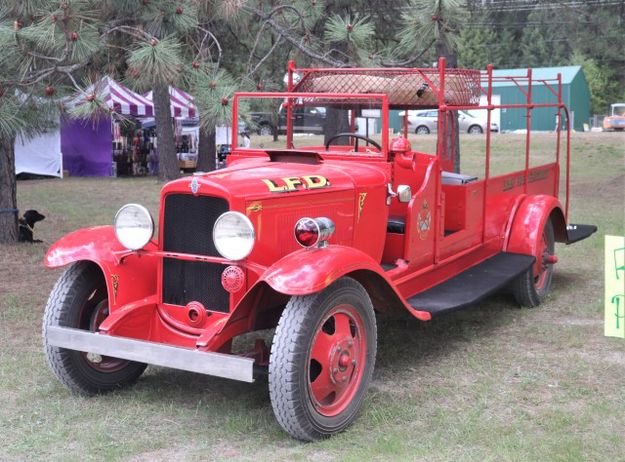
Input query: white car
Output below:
<box><xmin>400</xmin><ymin>110</ymin><xmax>498</xmax><ymax>135</ymax></box>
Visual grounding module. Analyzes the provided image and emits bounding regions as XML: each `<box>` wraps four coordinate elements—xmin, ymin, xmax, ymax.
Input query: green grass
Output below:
<box><xmin>1</xmin><ymin>132</ymin><xmax>624</xmax><ymax>461</ymax></box>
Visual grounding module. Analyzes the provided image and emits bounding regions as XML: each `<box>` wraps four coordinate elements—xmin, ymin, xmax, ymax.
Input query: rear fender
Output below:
<box><xmin>506</xmin><ymin>195</ymin><xmax>567</xmax><ymax>273</ymax></box>
<box><xmin>44</xmin><ymin>226</ymin><xmax>158</xmax><ymax>309</ymax></box>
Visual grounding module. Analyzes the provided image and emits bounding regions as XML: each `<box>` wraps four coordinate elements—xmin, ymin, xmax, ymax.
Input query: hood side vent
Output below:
<box><xmin>267</xmin><ymin>150</ymin><xmax>323</xmax><ymax>164</ymax></box>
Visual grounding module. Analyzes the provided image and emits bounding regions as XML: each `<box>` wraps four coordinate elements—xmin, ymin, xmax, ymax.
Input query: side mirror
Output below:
<box><xmin>397</xmin><ymin>185</ymin><xmax>412</xmax><ymax>203</ymax></box>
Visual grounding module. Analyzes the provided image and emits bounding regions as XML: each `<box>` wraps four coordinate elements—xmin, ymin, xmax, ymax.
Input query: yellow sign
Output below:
<box><xmin>605</xmin><ymin>235</ymin><xmax>625</xmax><ymax>338</ymax></box>
<box><xmin>262</xmin><ymin>175</ymin><xmax>330</xmax><ymax>193</ymax></box>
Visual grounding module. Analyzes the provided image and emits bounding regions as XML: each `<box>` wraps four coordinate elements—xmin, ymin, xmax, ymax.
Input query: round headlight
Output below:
<box><xmin>213</xmin><ymin>211</ymin><xmax>255</xmax><ymax>261</ymax></box>
<box><xmin>114</xmin><ymin>204</ymin><xmax>154</xmax><ymax>251</ymax></box>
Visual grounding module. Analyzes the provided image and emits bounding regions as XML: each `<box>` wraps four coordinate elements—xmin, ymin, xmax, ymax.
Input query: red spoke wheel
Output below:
<box><xmin>269</xmin><ymin>277</ymin><xmax>377</xmax><ymax>441</ymax></box>
<box><xmin>43</xmin><ymin>262</ymin><xmax>147</xmax><ymax>395</ymax></box>
<box><xmin>80</xmin><ymin>299</ymin><xmax>129</xmax><ymax>373</ymax></box>
<box><xmin>512</xmin><ymin>219</ymin><xmax>556</xmax><ymax>307</ymax></box>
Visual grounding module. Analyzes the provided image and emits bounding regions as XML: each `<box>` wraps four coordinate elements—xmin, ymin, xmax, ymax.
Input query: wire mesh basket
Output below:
<box><xmin>292</xmin><ymin>68</ymin><xmax>481</xmax><ymax>108</ymax></box>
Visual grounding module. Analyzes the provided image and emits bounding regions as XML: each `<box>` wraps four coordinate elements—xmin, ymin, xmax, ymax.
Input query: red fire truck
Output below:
<box><xmin>42</xmin><ymin>58</ymin><xmax>596</xmax><ymax>441</ymax></box>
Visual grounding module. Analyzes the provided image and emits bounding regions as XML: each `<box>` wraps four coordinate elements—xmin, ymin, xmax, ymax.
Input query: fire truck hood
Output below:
<box><xmin>161</xmin><ymin>157</ymin><xmax>389</xmax><ymax>201</ymax></box>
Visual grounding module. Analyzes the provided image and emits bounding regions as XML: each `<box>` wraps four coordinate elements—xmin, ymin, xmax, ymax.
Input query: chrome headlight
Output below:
<box><xmin>213</xmin><ymin>211</ymin><xmax>255</xmax><ymax>261</ymax></box>
<box><xmin>114</xmin><ymin>204</ymin><xmax>154</xmax><ymax>251</ymax></box>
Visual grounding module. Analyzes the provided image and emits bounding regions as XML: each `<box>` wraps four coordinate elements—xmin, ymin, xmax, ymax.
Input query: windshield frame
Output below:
<box><xmin>612</xmin><ymin>104</ymin><xmax>625</xmax><ymax>117</ymax></box>
<box><xmin>233</xmin><ymin>91</ymin><xmax>390</xmax><ymax>159</ymax></box>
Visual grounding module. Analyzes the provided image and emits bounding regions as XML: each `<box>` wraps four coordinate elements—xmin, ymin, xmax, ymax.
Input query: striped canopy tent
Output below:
<box><xmin>145</xmin><ymin>87</ymin><xmax>197</xmax><ymax>119</ymax></box>
<box><xmin>61</xmin><ymin>77</ymin><xmax>155</xmax><ymax>177</ymax></box>
<box><xmin>67</xmin><ymin>76</ymin><xmax>154</xmax><ymax>117</ymax></box>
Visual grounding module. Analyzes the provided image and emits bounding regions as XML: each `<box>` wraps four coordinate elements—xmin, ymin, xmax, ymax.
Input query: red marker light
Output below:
<box><xmin>295</xmin><ymin>218</ymin><xmax>319</xmax><ymax>247</ymax></box>
<box><xmin>294</xmin><ymin>217</ymin><xmax>335</xmax><ymax>248</ymax></box>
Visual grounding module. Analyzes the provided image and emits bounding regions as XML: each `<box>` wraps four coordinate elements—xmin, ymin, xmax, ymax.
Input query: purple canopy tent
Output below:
<box><xmin>62</xmin><ymin>77</ymin><xmax>154</xmax><ymax>176</ymax></box>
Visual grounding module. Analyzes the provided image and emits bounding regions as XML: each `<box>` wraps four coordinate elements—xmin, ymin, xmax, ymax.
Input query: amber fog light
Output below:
<box><xmin>294</xmin><ymin>217</ymin><xmax>335</xmax><ymax>248</ymax></box>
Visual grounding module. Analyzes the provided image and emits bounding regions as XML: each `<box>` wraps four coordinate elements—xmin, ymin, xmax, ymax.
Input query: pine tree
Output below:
<box><xmin>398</xmin><ymin>0</ymin><xmax>468</xmax><ymax>173</ymax></box>
<box><xmin>0</xmin><ymin>0</ymin><xmax>100</xmax><ymax>243</ymax></box>
<box><xmin>0</xmin><ymin>0</ymin><xmax>241</xmax><ymax>242</ymax></box>
<box><xmin>519</xmin><ymin>10</ymin><xmax>569</xmax><ymax>68</ymax></box>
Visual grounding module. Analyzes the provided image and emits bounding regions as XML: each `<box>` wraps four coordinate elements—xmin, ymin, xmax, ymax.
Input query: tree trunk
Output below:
<box><xmin>0</xmin><ymin>134</ymin><xmax>18</xmax><ymax>243</ymax></box>
<box><xmin>197</xmin><ymin>126</ymin><xmax>216</xmax><ymax>171</ymax></box>
<box><xmin>437</xmin><ymin>42</ymin><xmax>461</xmax><ymax>173</ymax></box>
<box><xmin>323</xmin><ymin>109</ymin><xmax>351</xmax><ymax>146</ymax></box>
<box><xmin>153</xmin><ymin>83</ymin><xmax>179</xmax><ymax>181</ymax></box>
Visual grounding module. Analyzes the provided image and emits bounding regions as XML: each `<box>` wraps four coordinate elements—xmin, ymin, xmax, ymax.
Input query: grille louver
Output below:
<box><xmin>162</xmin><ymin>194</ymin><xmax>230</xmax><ymax>312</ymax></box>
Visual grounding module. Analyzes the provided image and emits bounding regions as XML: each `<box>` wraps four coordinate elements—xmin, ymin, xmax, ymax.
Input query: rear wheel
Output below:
<box><xmin>259</xmin><ymin>124</ymin><xmax>273</xmax><ymax>136</ymax></box>
<box><xmin>468</xmin><ymin>125</ymin><xmax>483</xmax><ymax>135</ymax></box>
<box><xmin>42</xmin><ymin>262</ymin><xmax>147</xmax><ymax>395</ymax></box>
<box><xmin>512</xmin><ymin>220</ymin><xmax>555</xmax><ymax>307</ymax></box>
<box><xmin>269</xmin><ymin>277</ymin><xmax>377</xmax><ymax>441</ymax></box>
<box><xmin>415</xmin><ymin>125</ymin><xmax>430</xmax><ymax>135</ymax></box>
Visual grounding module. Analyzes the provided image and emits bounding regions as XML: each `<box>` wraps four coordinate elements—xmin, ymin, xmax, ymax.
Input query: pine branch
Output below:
<box><xmin>241</xmin><ymin>4</ymin><xmax>346</xmax><ymax>67</ymax></box>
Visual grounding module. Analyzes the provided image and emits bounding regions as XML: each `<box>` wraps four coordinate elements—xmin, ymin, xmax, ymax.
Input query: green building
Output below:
<box><xmin>389</xmin><ymin>65</ymin><xmax>590</xmax><ymax>133</ymax></box>
<box><xmin>492</xmin><ymin>65</ymin><xmax>590</xmax><ymax>132</ymax></box>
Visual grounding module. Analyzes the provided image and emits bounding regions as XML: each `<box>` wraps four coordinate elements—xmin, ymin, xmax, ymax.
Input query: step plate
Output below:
<box><xmin>566</xmin><ymin>224</ymin><xmax>597</xmax><ymax>245</ymax></box>
<box><xmin>407</xmin><ymin>252</ymin><xmax>535</xmax><ymax>316</ymax></box>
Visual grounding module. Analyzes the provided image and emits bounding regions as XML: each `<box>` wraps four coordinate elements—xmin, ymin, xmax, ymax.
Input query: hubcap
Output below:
<box><xmin>81</xmin><ymin>298</ymin><xmax>128</xmax><ymax>372</ymax></box>
<box><xmin>307</xmin><ymin>304</ymin><xmax>367</xmax><ymax>417</ymax></box>
<box><xmin>535</xmin><ymin>229</ymin><xmax>555</xmax><ymax>290</ymax></box>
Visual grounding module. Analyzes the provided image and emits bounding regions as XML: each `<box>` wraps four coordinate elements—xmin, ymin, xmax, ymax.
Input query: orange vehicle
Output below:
<box><xmin>603</xmin><ymin>103</ymin><xmax>625</xmax><ymax>131</ymax></box>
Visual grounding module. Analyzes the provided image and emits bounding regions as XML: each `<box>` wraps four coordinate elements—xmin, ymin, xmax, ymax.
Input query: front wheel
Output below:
<box><xmin>269</xmin><ymin>277</ymin><xmax>377</xmax><ymax>441</ymax></box>
<box><xmin>42</xmin><ymin>262</ymin><xmax>147</xmax><ymax>395</ymax></box>
<box><xmin>511</xmin><ymin>220</ymin><xmax>555</xmax><ymax>307</ymax></box>
<box><xmin>468</xmin><ymin>125</ymin><xmax>483</xmax><ymax>135</ymax></box>
<box><xmin>415</xmin><ymin>125</ymin><xmax>430</xmax><ymax>135</ymax></box>
<box><xmin>259</xmin><ymin>124</ymin><xmax>274</xmax><ymax>136</ymax></box>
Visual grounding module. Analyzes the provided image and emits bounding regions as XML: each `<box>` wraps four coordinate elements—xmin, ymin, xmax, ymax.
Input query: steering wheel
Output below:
<box><xmin>324</xmin><ymin>133</ymin><xmax>382</xmax><ymax>152</ymax></box>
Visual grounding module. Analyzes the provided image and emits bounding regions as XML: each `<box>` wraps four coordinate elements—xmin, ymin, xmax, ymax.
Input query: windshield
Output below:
<box><xmin>234</xmin><ymin>93</ymin><xmax>388</xmax><ymax>157</ymax></box>
<box><xmin>612</xmin><ymin>105</ymin><xmax>625</xmax><ymax>116</ymax></box>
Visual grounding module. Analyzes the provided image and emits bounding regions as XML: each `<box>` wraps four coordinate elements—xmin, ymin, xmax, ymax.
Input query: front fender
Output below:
<box><xmin>506</xmin><ymin>195</ymin><xmax>566</xmax><ymax>273</ymax></box>
<box><xmin>259</xmin><ymin>245</ymin><xmax>431</xmax><ymax>321</ymax></box>
<box><xmin>44</xmin><ymin>226</ymin><xmax>158</xmax><ymax>309</ymax></box>
<box><xmin>261</xmin><ymin>245</ymin><xmax>386</xmax><ymax>295</ymax></box>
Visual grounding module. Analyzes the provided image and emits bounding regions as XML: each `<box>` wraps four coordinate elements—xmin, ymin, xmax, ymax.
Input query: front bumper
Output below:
<box><xmin>47</xmin><ymin>326</ymin><xmax>255</xmax><ymax>382</ymax></box>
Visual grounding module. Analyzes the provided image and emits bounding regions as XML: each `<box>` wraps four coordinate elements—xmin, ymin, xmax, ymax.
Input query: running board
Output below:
<box><xmin>566</xmin><ymin>224</ymin><xmax>597</xmax><ymax>245</ymax></box>
<box><xmin>46</xmin><ymin>326</ymin><xmax>255</xmax><ymax>383</ymax></box>
<box><xmin>407</xmin><ymin>253</ymin><xmax>535</xmax><ymax>317</ymax></box>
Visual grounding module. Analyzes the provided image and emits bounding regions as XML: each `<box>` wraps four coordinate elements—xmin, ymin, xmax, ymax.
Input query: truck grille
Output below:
<box><xmin>162</xmin><ymin>194</ymin><xmax>230</xmax><ymax>312</ymax></box>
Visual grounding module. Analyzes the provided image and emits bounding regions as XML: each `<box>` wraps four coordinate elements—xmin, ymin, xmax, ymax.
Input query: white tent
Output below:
<box><xmin>15</xmin><ymin>130</ymin><xmax>62</xmax><ymax>178</ymax></box>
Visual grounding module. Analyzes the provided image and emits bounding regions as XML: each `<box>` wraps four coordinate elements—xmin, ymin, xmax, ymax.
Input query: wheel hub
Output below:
<box><xmin>329</xmin><ymin>338</ymin><xmax>357</xmax><ymax>384</ymax></box>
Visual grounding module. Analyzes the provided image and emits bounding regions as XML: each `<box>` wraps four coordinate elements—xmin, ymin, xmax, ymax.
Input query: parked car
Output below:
<box><xmin>603</xmin><ymin>103</ymin><xmax>625</xmax><ymax>131</ymax></box>
<box><xmin>249</xmin><ymin>105</ymin><xmax>326</xmax><ymax>135</ymax></box>
<box><xmin>401</xmin><ymin>109</ymin><xmax>497</xmax><ymax>134</ymax></box>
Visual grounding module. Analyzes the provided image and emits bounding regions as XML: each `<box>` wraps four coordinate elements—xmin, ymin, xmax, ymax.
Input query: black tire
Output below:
<box><xmin>259</xmin><ymin>124</ymin><xmax>273</xmax><ymax>136</ymax></box>
<box><xmin>468</xmin><ymin>125</ymin><xmax>483</xmax><ymax>135</ymax></box>
<box><xmin>511</xmin><ymin>220</ymin><xmax>555</xmax><ymax>307</ymax></box>
<box><xmin>42</xmin><ymin>261</ymin><xmax>147</xmax><ymax>395</ymax></box>
<box><xmin>269</xmin><ymin>277</ymin><xmax>377</xmax><ymax>441</ymax></box>
<box><xmin>415</xmin><ymin>125</ymin><xmax>430</xmax><ymax>135</ymax></box>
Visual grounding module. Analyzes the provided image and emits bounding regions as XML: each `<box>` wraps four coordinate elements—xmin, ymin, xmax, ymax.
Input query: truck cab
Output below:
<box><xmin>603</xmin><ymin>103</ymin><xmax>625</xmax><ymax>131</ymax></box>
